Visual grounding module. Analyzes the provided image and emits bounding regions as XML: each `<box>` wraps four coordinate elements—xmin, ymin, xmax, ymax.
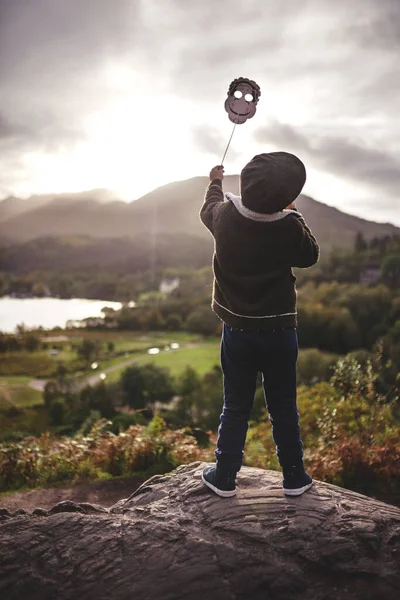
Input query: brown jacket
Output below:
<box><xmin>200</xmin><ymin>163</ymin><xmax>319</xmax><ymax>330</ymax></box>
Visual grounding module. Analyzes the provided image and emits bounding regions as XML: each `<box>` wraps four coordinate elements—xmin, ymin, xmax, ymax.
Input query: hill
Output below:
<box><xmin>0</xmin><ymin>233</ymin><xmax>212</xmax><ymax>274</ymax></box>
<box><xmin>0</xmin><ymin>177</ymin><xmax>398</xmax><ymax>253</ymax></box>
<box><xmin>0</xmin><ymin>189</ymin><xmax>119</xmax><ymax>225</ymax></box>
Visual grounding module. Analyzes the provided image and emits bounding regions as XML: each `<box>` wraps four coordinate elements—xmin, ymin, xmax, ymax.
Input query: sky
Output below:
<box><xmin>0</xmin><ymin>0</ymin><xmax>399</xmax><ymax>225</ymax></box>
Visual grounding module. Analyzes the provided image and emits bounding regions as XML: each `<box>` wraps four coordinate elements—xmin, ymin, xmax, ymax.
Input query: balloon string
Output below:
<box><xmin>221</xmin><ymin>120</ymin><xmax>237</xmax><ymax>166</ymax></box>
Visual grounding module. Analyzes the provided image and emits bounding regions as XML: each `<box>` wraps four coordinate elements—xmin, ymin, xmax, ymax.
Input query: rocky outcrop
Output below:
<box><xmin>0</xmin><ymin>462</ymin><xmax>399</xmax><ymax>600</ymax></box>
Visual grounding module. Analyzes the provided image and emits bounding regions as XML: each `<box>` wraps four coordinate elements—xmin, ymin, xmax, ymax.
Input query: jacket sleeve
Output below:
<box><xmin>287</xmin><ymin>213</ymin><xmax>320</xmax><ymax>268</ymax></box>
<box><xmin>199</xmin><ymin>179</ymin><xmax>225</xmax><ymax>234</ymax></box>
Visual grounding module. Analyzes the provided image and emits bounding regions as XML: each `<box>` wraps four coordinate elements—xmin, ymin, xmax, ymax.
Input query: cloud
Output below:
<box><xmin>347</xmin><ymin>0</ymin><xmax>400</xmax><ymax>50</ymax></box>
<box><xmin>0</xmin><ymin>0</ymin><xmax>399</xmax><ymax>225</ymax></box>
<box><xmin>191</xmin><ymin>126</ymin><xmax>239</xmax><ymax>162</ymax></box>
<box><xmin>0</xmin><ymin>114</ymin><xmax>28</xmax><ymax>140</ymax></box>
<box><xmin>255</xmin><ymin>120</ymin><xmax>400</xmax><ymax>199</ymax></box>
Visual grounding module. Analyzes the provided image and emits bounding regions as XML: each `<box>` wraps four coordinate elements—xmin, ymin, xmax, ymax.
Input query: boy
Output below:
<box><xmin>200</xmin><ymin>152</ymin><xmax>319</xmax><ymax>498</ymax></box>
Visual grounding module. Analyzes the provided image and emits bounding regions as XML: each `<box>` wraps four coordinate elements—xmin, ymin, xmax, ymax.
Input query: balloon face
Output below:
<box><xmin>224</xmin><ymin>78</ymin><xmax>261</xmax><ymax>124</ymax></box>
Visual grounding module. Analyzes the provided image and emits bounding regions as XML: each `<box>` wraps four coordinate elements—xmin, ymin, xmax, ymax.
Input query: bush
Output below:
<box><xmin>245</xmin><ymin>354</ymin><xmax>400</xmax><ymax>504</ymax></box>
<box><xmin>109</xmin><ymin>412</ymin><xmax>146</xmax><ymax>434</ymax></box>
<box><xmin>297</xmin><ymin>348</ymin><xmax>338</xmax><ymax>385</ymax></box>
<box><xmin>165</xmin><ymin>313</ymin><xmax>183</xmax><ymax>331</ymax></box>
<box><xmin>0</xmin><ymin>417</ymin><xmax>212</xmax><ymax>493</ymax></box>
<box><xmin>120</xmin><ymin>364</ymin><xmax>175</xmax><ymax>411</ymax></box>
<box><xmin>185</xmin><ymin>306</ymin><xmax>220</xmax><ymax>336</ymax></box>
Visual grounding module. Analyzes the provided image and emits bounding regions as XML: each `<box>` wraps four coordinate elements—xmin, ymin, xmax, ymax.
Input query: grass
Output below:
<box><xmin>0</xmin><ymin>332</ymin><xmax>215</xmax><ymax>409</ymax></box>
<box><xmin>78</xmin><ymin>334</ymin><xmax>202</xmax><ymax>376</ymax></box>
<box><xmin>138</xmin><ymin>345</ymin><xmax>220</xmax><ymax>376</ymax></box>
<box><xmin>0</xmin><ymin>376</ymin><xmax>31</xmax><ymax>385</ymax></box>
<box><xmin>0</xmin><ymin>352</ymin><xmax>56</xmax><ymax>377</ymax></box>
<box><xmin>105</xmin><ymin>343</ymin><xmax>220</xmax><ymax>383</ymax></box>
<box><xmin>48</xmin><ymin>349</ymin><xmax>76</xmax><ymax>361</ymax></box>
<box><xmin>6</xmin><ymin>387</ymin><xmax>42</xmax><ymax>407</ymax></box>
<box><xmin>62</xmin><ymin>330</ymin><xmax>201</xmax><ymax>343</ymax></box>
<box><xmin>0</xmin><ymin>377</ymin><xmax>43</xmax><ymax>409</ymax></box>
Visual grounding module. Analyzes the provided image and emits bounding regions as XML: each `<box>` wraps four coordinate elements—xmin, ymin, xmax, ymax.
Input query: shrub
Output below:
<box><xmin>297</xmin><ymin>348</ymin><xmax>338</xmax><ymax>385</ymax></box>
<box><xmin>185</xmin><ymin>306</ymin><xmax>220</xmax><ymax>336</ymax></box>
<box><xmin>0</xmin><ymin>417</ymin><xmax>211</xmax><ymax>493</ymax></box>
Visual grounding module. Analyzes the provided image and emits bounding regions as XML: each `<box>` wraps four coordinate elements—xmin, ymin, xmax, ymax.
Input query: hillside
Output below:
<box><xmin>0</xmin><ymin>189</ymin><xmax>119</xmax><ymax>226</ymax></box>
<box><xmin>0</xmin><ymin>233</ymin><xmax>212</xmax><ymax>274</ymax></box>
<box><xmin>0</xmin><ymin>177</ymin><xmax>398</xmax><ymax>252</ymax></box>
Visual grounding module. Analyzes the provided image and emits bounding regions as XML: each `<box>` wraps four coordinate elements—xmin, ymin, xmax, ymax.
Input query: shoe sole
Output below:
<box><xmin>283</xmin><ymin>482</ymin><xmax>313</xmax><ymax>496</ymax></box>
<box><xmin>201</xmin><ymin>473</ymin><xmax>237</xmax><ymax>497</ymax></box>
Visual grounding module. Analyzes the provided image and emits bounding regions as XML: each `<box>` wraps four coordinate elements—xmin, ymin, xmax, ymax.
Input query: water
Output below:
<box><xmin>0</xmin><ymin>297</ymin><xmax>122</xmax><ymax>333</ymax></box>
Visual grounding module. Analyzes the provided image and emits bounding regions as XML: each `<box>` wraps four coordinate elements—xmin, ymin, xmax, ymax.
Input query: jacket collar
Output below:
<box><xmin>225</xmin><ymin>193</ymin><xmax>301</xmax><ymax>223</ymax></box>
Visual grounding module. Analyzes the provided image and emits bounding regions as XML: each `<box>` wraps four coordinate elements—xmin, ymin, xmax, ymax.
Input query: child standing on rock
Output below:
<box><xmin>200</xmin><ymin>152</ymin><xmax>319</xmax><ymax>497</ymax></box>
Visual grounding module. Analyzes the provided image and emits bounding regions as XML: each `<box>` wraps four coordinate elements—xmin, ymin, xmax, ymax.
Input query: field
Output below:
<box><xmin>0</xmin><ymin>376</ymin><xmax>43</xmax><ymax>409</ymax></box>
<box><xmin>0</xmin><ymin>329</ymin><xmax>342</xmax><ymax>417</ymax></box>
<box><xmin>105</xmin><ymin>343</ymin><xmax>220</xmax><ymax>383</ymax></box>
<box><xmin>0</xmin><ymin>332</ymin><xmax>220</xmax><ymax>409</ymax></box>
<box><xmin>137</xmin><ymin>344</ymin><xmax>220</xmax><ymax>376</ymax></box>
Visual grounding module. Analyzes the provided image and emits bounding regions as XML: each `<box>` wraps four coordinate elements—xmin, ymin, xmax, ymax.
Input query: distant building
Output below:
<box><xmin>360</xmin><ymin>262</ymin><xmax>381</xmax><ymax>285</ymax></box>
<box><xmin>159</xmin><ymin>277</ymin><xmax>180</xmax><ymax>295</ymax></box>
<box><xmin>40</xmin><ymin>335</ymin><xmax>69</xmax><ymax>343</ymax></box>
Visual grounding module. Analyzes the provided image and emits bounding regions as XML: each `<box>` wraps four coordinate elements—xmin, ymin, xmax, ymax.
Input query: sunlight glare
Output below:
<box><xmin>85</xmin><ymin>93</ymin><xmax>200</xmax><ymax>199</ymax></box>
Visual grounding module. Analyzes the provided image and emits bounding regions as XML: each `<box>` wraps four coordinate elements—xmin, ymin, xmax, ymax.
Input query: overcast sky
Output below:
<box><xmin>0</xmin><ymin>0</ymin><xmax>399</xmax><ymax>225</ymax></box>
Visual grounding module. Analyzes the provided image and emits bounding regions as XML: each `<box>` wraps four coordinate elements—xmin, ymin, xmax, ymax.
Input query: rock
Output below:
<box><xmin>0</xmin><ymin>462</ymin><xmax>399</xmax><ymax>600</ymax></box>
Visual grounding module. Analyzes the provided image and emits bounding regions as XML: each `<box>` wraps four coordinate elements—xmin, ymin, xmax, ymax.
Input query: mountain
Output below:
<box><xmin>0</xmin><ymin>189</ymin><xmax>119</xmax><ymax>225</ymax></box>
<box><xmin>0</xmin><ymin>195</ymin><xmax>51</xmax><ymax>224</ymax></box>
<box><xmin>0</xmin><ymin>177</ymin><xmax>398</xmax><ymax>252</ymax></box>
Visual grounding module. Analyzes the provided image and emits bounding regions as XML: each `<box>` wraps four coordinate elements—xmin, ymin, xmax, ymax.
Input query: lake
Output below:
<box><xmin>0</xmin><ymin>297</ymin><xmax>123</xmax><ymax>333</ymax></box>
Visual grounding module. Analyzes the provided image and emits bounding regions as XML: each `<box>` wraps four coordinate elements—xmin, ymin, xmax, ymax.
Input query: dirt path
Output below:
<box><xmin>0</xmin><ymin>476</ymin><xmax>145</xmax><ymax>511</ymax></box>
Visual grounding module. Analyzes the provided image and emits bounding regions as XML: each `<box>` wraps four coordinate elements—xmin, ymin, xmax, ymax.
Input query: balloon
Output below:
<box><xmin>224</xmin><ymin>77</ymin><xmax>261</xmax><ymax>124</ymax></box>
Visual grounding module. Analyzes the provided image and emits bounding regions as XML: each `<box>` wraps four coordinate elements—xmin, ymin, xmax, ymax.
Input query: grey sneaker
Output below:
<box><xmin>202</xmin><ymin>465</ymin><xmax>237</xmax><ymax>497</ymax></box>
<box><xmin>283</xmin><ymin>465</ymin><xmax>313</xmax><ymax>496</ymax></box>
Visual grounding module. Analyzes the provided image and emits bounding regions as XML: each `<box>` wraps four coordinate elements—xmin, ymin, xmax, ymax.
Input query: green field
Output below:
<box><xmin>105</xmin><ymin>343</ymin><xmax>220</xmax><ymax>383</ymax></box>
<box><xmin>62</xmin><ymin>330</ymin><xmax>201</xmax><ymax>344</ymax></box>
<box><xmin>0</xmin><ymin>332</ymin><xmax>217</xmax><ymax>408</ymax></box>
<box><xmin>78</xmin><ymin>333</ymin><xmax>205</xmax><ymax>376</ymax></box>
<box><xmin>138</xmin><ymin>344</ymin><xmax>220</xmax><ymax>376</ymax></box>
<box><xmin>0</xmin><ymin>377</ymin><xmax>43</xmax><ymax>408</ymax></box>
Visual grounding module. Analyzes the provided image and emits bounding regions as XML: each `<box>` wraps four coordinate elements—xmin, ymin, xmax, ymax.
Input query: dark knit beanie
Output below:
<box><xmin>240</xmin><ymin>152</ymin><xmax>306</xmax><ymax>214</ymax></box>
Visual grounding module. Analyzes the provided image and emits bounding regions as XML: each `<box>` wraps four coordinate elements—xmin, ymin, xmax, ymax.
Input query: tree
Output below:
<box><xmin>340</xmin><ymin>285</ymin><xmax>392</xmax><ymax>348</ymax></box>
<box><xmin>79</xmin><ymin>383</ymin><xmax>116</xmax><ymax>419</ymax></box>
<box><xmin>177</xmin><ymin>366</ymin><xmax>202</xmax><ymax>397</ymax></box>
<box><xmin>185</xmin><ymin>306</ymin><xmax>219</xmax><ymax>336</ymax></box>
<box><xmin>48</xmin><ymin>398</ymin><xmax>66</xmax><ymax>426</ymax></box>
<box><xmin>120</xmin><ymin>365</ymin><xmax>147</xmax><ymax>410</ymax></box>
<box><xmin>165</xmin><ymin>313</ymin><xmax>182</xmax><ymax>331</ymax></box>
<box><xmin>170</xmin><ymin>366</ymin><xmax>204</xmax><ymax>425</ymax></box>
<box><xmin>15</xmin><ymin>323</ymin><xmax>26</xmax><ymax>336</ymax></box>
<box><xmin>381</xmin><ymin>254</ymin><xmax>400</xmax><ymax>289</ymax></box>
<box><xmin>77</xmin><ymin>339</ymin><xmax>100</xmax><ymax>366</ymax></box>
<box><xmin>121</xmin><ymin>364</ymin><xmax>174</xmax><ymax>411</ymax></box>
<box><xmin>141</xmin><ymin>364</ymin><xmax>175</xmax><ymax>409</ymax></box>
<box><xmin>24</xmin><ymin>334</ymin><xmax>40</xmax><ymax>353</ymax></box>
<box><xmin>43</xmin><ymin>381</ymin><xmax>61</xmax><ymax>410</ymax></box>
<box><xmin>354</xmin><ymin>231</ymin><xmax>368</xmax><ymax>253</ymax></box>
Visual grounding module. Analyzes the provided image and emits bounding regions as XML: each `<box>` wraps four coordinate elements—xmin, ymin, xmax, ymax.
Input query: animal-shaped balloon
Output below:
<box><xmin>224</xmin><ymin>77</ymin><xmax>261</xmax><ymax>124</ymax></box>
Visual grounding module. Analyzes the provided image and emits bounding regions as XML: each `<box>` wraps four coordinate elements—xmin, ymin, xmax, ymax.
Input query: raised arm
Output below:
<box><xmin>200</xmin><ymin>165</ymin><xmax>225</xmax><ymax>234</ymax></box>
<box><xmin>286</xmin><ymin>212</ymin><xmax>320</xmax><ymax>268</ymax></box>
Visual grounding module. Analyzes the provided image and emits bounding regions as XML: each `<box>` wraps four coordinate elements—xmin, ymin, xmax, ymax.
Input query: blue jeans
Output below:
<box><xmin>215</xmin><ymin>324</ymin><xmax>303</xmax><ymax>473</ymax></box>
